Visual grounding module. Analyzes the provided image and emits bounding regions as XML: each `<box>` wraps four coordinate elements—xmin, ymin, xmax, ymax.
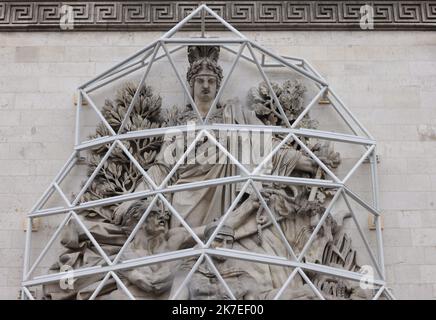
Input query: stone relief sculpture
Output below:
<box><xmin>23</xmin><ymin>5</ymin><xmax>389</xmax><ymax>301</ymax></box>
<box><xmin>40</xmin><ymin>45</ymin><xmax>370</xmax><ymax>300</ymax></box>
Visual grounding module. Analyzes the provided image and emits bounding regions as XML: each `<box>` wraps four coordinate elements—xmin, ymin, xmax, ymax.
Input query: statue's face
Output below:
<box><xmin>193</xmin><ymin>75</ymin><xmax>218</xmax><ymax>105</ymax></box>
<box><xmin>211</xmin><ymin>234</ymin><xmax>234</xmax><ymax>262</ymax></box>
<box><xmin>145</xmin><ymin>211</ymin><xmax>170</xmax><ymax>236</ymax></box>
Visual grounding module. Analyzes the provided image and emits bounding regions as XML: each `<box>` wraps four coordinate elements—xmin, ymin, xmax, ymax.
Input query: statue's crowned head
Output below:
<box><xmin>187</xmin><ymin>46</ymin><xmax>223</xmax><ymax>106</ymax></box>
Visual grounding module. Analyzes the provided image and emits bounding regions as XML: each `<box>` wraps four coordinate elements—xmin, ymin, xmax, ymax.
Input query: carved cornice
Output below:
<box><xmin>0</xmin><ymin>1</ymin><xmax>435</xmax><ymax>31</ymax></box>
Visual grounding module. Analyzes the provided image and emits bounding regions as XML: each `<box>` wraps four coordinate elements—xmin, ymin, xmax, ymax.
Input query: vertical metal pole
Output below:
<box><xmin>370</xmin><ymin>148</ymin><xmax>385</xmax><ymax>279</ymax></box>
<box><xmin>75</xmin><ymin>90</ymin><xmax>81</xmax><ymax>147</ymax></box>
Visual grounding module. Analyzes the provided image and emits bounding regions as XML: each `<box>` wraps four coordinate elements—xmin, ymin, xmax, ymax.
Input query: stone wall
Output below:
<box><xmin>0</xmin><ymin>30</ymin><xmax>435</xmax><ymax>299</ymax></box>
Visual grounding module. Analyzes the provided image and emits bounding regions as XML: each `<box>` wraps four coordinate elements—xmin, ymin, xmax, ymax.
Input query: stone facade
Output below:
<box><xmin>0</xmin><ymin>30</ymin><xmax>436</xmax><ymax>299</ymax></box>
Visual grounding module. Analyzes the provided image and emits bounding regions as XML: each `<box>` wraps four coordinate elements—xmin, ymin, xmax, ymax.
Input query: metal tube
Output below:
<box><xmin>89</xmin><ymin>272</ymin><xmax>112</xmax><ymax>300</ymax></box>
<box><xmin>251</xmin><ymin>42</ymin><xmax>327</xmax><ymax>86</ymax></box>
<box><xmin>158</xmin><ymin>129</ymin><xmax>206</xmax><ymax>188</ymax></box>
<box><xmin>342</xmin><ymin>144</ymin><xmax>376</xmax><ymax>184</ymax></box>
<box><xmin>205</xmin><ymin>42</ymin><xmax>247</xmax><ymax>123</ymax></box>
<box><xmin>170</xmin><ymin>253</ymin><xmax>205</xmax><ymax>299</ymax></box>
<box><xmin>161</xmin><ymin>42</ymin><xmax>204</xmax><ymax>124</ymax></box>
<box><xmin>291</xmin><ymin>86</ymin><xmax>328</xmax><ymax>128</ymax></box>
<box><xmin>110</xmin><ymin>271</ymin><xmax>135</xmax><ymax>300</ymax></box>
<box><xmin>118</xmin><ymin>44</ymin><xmax>161</xmax><ymax>133</ymax></box>
<box><xmin>162</xmin><ymin>5</ymin><xmax>205</xmax><ymax>39</ymax></box>
<box><xmin>251</xmin><ymin>132</ymin><xmax>293</xmax><ymax>175</ymax></box>
<box><xmin>291</xmin><ymin>133</ymin><xmax>341</xmax><ymax>183</ymax></box>
<box><xmin>298</xmin><ymin>189</ymin><xmax>343</xmax><ymax>260</ymax></box>
<box><xmin>273</xmin><ymin>268</ymin><xmax>299</xmax><ymax>300</ymax></box>
<box><xmin>112</xmin><ymin>195</ymin><xmax>160</xmax><ymax>264</ymax></box>
<box><xmin>23</xmin><ymin>246</ymin><xmax>385</xmax><ymax>287</ymax></box>
<box><xmin>251</xmin><ymin>180</ymin><xmax>298</xmax><ymax>260</ymax></box>
<box><xmin>203</xmin><ymin>5</ymin><xmax>246</xmax><ymax>39</ymax></box>
<box><xmin>85</xmin><ymin>45</ymin><xmax>185</xmax><ymax>94</ymax></box>
<box><xmin>297</xmin><ymin>269</ymin><xmax>325</xmax><ymax>300</ymax></box>
<box><xmin>203</xmin><ymin>130</ymin><xmax>251</xmax><ymax>176</ymax></box>
<box><xmin>79</xmin><ymin>39</ymin><xmax>159</xmax><ymax>89</ymax></box>
<box><xmin>370</xmin><ymin>149</ymin><xmax>386</xmax><ymax>278</ymax></box>
<box><xmin>158</xmin><ymin>194</ymin><xmax>204</xmax><ymax>246</ymax></box>
<box><xmin>115</xmin><ymin>140</ymin><xmax>158</xmax><ymax>189</ymax></box>
<box><xmin>372</xmin><ymin>286</ymin><xmax>385</xmax><ymax>300</ymax></box>
<box><xmin>71</xmin><ymin>211</ymin><xmax>112</xmax><ymax>265</ymax></box>
<box><xmin>72</xmin><ymin>142</ymin><xmax>117</xmax><ymax>206</ymax></box>
<box><xmin>345</xmin><ymin>187</ymin><xmax>381</xmax><ymax>217</ymax></box>
<box><xmin>204</xmin><ymin>180</ymin><xmax>251</xmax><ymax>248</ymax></box>
<box><xmin>75</xmin><ymin>124</ymin><xmax>375</xmax><ymax>152</ymax></box>
<box><xmin>342</xmin><ymin>193</ymin><xmax>384</xmax><ymax>280</ymax></box>
<box><xmin>246</xmin><ymin>43</ymin><xmax>292</xmax><ymax>128</ymax></box>
<box><xmin>75</xmin><ymin>90</ymin><xmax>81</xmax><ymax>146</ymax></box>
<box><xmin>81</xmin><ymin>91</ymin><xmax>116</xmax><ymax>136</ymax></box>
<box><xmin>205</xmin><ymin>254</ymin><xmax>236</xmax><ymax>300</ymax></box>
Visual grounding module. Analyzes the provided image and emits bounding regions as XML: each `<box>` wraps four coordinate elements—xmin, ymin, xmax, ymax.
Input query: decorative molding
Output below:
<box><xmin>1</xmin><ymin>1</ymin><xmax>435</xmax><ymax>31</ymax></box>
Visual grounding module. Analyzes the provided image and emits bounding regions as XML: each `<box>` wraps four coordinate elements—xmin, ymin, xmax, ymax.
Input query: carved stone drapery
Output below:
<box><xmin>1</xmin><ymin>1</ymin><xmax>435</xmax><ymax>31</ymax></box>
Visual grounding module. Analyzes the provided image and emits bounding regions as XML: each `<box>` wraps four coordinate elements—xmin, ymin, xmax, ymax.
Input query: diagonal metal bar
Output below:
<box><xmin>302</xmin><ymin>59</ymin><xmax>374</xmax><ymax>140</ymax></box>
<box><xmin>162</xmin><ymin>5</ymin><xmax>205</xmax><ymax>39</ymax></box>
<box><xmin>246</xmin><ymin>42</ymin><xmax>292</xmax><ymax>128</ymax></box>
<box><xmin>342</xmin><ymin>144</ymin><xmax>375</xmax><ymax>184</ymax></box>
<box><xmin>342</xmin><ymin>192</ymin><xmax>384</xmax><ymax>280</ymax></box>
<box><xmin>112</xmin><ymin>195</ymin><xmax>160</xmax><ymax>264</ymax></box>
<box><xmin>251</xmin><ymin>132</ymin><xmax>293</xmax><ymax>175</ymax></box>
<box><xmin>372</xmin><ymin>286</ymin><xmax>385</xmax><ymax>300</ymax></box>
<box><xmin>297</xmin><ymin>188</ymin><xmax>343</xmax><ymax>261</ymax></box>
<box><xmin>70</xmin><ymin>211</ymin><xmax>112</xmax><ymax>265</ymax></box>
<box><xmin>204</xmin><ymin>42</ymin><xmax>247</xmax><ymax>124</ymax></box>
<box><xmin>251</xmin><ymin>42</ymin><xmax>327</xmax><ymax>86</ymax></box>
<box><xmin>291</xmin><ymin>86</ymin><xmax>328</xmax><ymax>129</ymax></box>
<box><xmin>110</xmin><ymin>271</ymin><xmax>135</xmax><ymax>300</ymax></box>
<box><xmin>30</xmin><ymin>151</ymin><xmax>78</xmax><ymax>213</ymax></box>
<box><xmin>203</xmin><ymin>130</ymin><xmax>251</xmax><ymax>176</ymax></box>
<box><xmin>115</xmin><ymin>140</ymin><xmax>158</xmax><ymax>190</ymax></box>
<box><xmin>383</xmin><ymin>287</ymin><xmax>396</xmax><ymax>300</ymax></box>
<box><xmin>72</xmin><ymin>142</ymin><xmax>117</xmax><ymax>206</ymax></box>
<box><xmin>291</xmin><ymin>133</ymin><xmax>341</xmax><ymax>183</ymax></box>
<box><xmin>273</xmin><ymin>267</ymin><xmax>299</xmax><ymax>300</ymax></box>
<box><xmin>204</xmin><ymin>179</ymin><xmax>251</xmax><ymax>248</ymax></box>
<box><xmin>89</xmin><ymin>272</ymin><xmax>112</xmax><ymax>300</ymax></box>
<box><xmin>30</xmin><ymin>176</ymin><xmax>248</xmax><ymax>218</ymax></box>
<box><xmin>161</xmin><ymin>42</ymin><xmax>204</xmax><ymax>124</ymax></box>
<box><xmin>53</xmin><ymin>183</ymin><xmax>71</xmax><ymax>206</ymax></box>
<box><xmin>86</xmin><ymin>45</ymin><xmax>185</xmax><ymax>94</ymax></box>
<box><xmin>157</xmin><ymin>193</ymin><xmax>204</xmax><ymax>247</ymax></box>
<box><xmin>158</xmin><ymin>129</ymin><xmax>206</xmax><ymax>189</ymax></box>
<box><xmin>204</xmin><ymin>254</ymin><xmax>236</xmax><ymax>300</ymax></box>
<box><xmin>22</xmin><ymin>287</ymin><xmax>35</xmax><ymax>300</ymax></box>
<box><xmin>170</xmin><ymin>253</ymin><xmax>205</xmax><ymax>300</ymax></box>
<box><xmin>202</xmin><ymin>5</ymin><xmax>246</xmax><ymax>39</ymax></box>
<box><xmin>79</xmin><ymin>39</ymin><xmax>159</xmax><ymax>89</ymax></box>
<box><xmin>250</xmin><ymin>180</ymin><xmax>299</xmax><ymax>260</ymax></box>
<box><xmin>345</xmin><ymin>187</ymin><xmax>381</xmax><ymax>217</ymax></box>
<box><xmin>118</xmin><ymin>43</ymin><xmax>161</xmax><ymax>134</ymax></box>
<box><xmin>81</xmin><ymin>90</ymin><xmax>116</xmax><ymax>136</ymax></box>
<box><xmin>25</xmin><ymin>212</ymin><xmax>73</xmax><ymax>280</ymax></box>
<box><xmin>297</xmin><ymin>269</ymin><xmax>325</xmax><ymax>300</ymax></box>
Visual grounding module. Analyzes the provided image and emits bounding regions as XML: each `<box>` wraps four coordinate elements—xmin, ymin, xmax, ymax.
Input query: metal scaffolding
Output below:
<box><xmin>21</xmin><ymin>4</ymin><xmax>391</xmax><ymax>300</ymax></box>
